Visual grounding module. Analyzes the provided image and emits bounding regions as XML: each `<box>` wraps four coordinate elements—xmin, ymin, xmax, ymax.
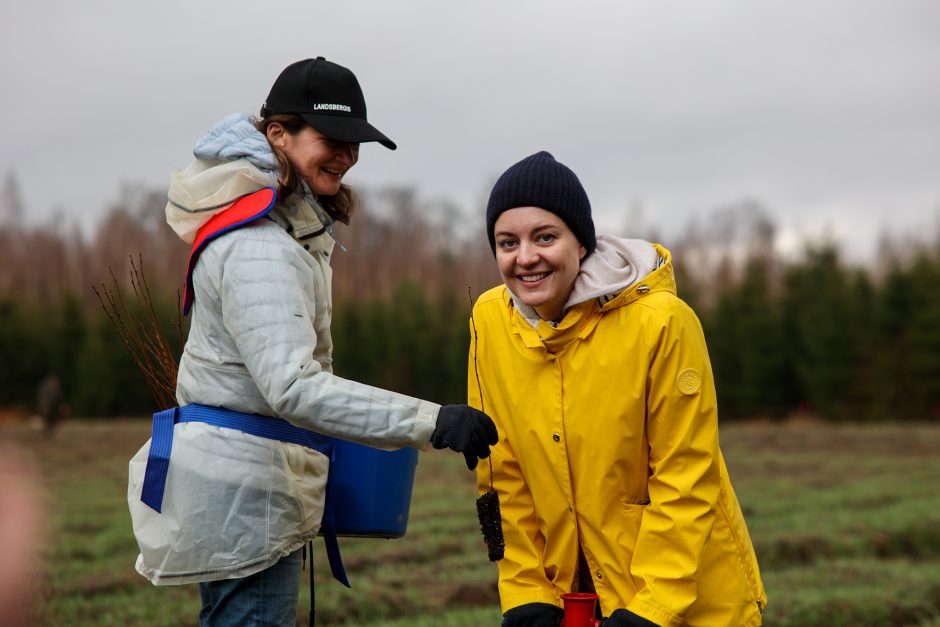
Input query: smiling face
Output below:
<box><xmin>493</xmin><ymin>206</ymin><xmax>587</xmax><ymax>322</ymax></box>
<box><xmin>266</xmin><ymin>123</ymin><xmax>359</xmax><ymax>196</ymax></box>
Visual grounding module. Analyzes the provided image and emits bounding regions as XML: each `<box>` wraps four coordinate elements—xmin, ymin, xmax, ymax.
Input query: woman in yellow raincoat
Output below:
<box><xmin>471</xmin><ymin>152</ymin><xmax>766</xmax><ymax>627</ymax></box>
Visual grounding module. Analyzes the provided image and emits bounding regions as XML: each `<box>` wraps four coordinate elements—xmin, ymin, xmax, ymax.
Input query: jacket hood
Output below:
<box><xmin>192</xmin><ymin>113</ymin><xmax>279</xmax><ymax>172</ymax></box>
<box><xmin>508</xmin><ymin>234</ymin><xmax>664</xmax><ymax>328</ymax></box>
<box><xmin>166</xmin><ymin>113</ymin><xmax>281</xmax><ymax>244</ymax></box>
<box><xmin>567</xmin><ymin>235</ymin><xmax>662</xmax><ymax>307</ymax></box>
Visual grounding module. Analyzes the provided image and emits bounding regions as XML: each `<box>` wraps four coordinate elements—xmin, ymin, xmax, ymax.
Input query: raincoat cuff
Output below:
<box><xmin>626</xmin><ymin>599</ymin><xmax>681</xmax><ymax>627</ymax></box>
<box><xmin>501</xmin><ymin>589</ymin><xmax>562</xmax><ymax>614</ymax></box>
<box><xmin>413</xmin><ymin>400</ymin><xmax>440</xmax><ymax>450</ymax></box>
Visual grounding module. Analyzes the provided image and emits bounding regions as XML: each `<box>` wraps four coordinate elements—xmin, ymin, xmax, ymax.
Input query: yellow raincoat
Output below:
<box><xmin>471</xmin><ymin>245</ymin><xmax>766</xmax><ymax>627</ymax></box>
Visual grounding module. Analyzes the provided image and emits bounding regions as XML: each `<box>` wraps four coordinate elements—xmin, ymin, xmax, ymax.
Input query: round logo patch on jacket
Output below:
<box><xmin>677</xmin><ymin>368</ymin><xmax>701</xmax><ymax>395</ymax></box>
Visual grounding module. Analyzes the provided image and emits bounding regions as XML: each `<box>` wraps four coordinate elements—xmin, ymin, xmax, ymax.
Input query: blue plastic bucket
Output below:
<box><xmin>326</xmin><ymin>440</ymin><xmax>419</xmax><ymax>538</ymax></box>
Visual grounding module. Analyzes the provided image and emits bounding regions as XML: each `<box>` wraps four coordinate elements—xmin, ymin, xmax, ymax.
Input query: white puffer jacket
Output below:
<box><xmin>127</xmin><ymin>114</ymin><xmax>438</xmax><ymax>585</ymax></box>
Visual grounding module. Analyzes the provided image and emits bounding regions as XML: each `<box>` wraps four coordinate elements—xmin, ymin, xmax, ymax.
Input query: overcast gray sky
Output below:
<box><xmin>2</xmin><ymin>0</ymin><xmax>938</xmax><ymax>262</ymax></box>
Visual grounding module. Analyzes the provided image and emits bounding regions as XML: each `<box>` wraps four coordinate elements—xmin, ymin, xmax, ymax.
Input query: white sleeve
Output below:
<box><xmin>215</xmin><ymin>232</ymin><xmax>438</xmax><ymax>449</ymax></box>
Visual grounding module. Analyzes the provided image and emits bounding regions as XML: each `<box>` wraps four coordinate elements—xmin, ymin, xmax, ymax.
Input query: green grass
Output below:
<box><xmin>3</xmin><ymin>418</ymin><xmax>939</xmax><ymax>625</ymax></box>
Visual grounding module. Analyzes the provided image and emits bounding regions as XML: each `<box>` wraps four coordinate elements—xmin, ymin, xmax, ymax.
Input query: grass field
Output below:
<box><xmin>2</xmin><ymin>418</ymin><xmax>939</xmax><ymax>626</ymax></box>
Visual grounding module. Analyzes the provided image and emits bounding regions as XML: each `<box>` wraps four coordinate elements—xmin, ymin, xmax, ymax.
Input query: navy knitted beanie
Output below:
<box><xmin>485</xmin><ymin>151</ymin><xmax>596</xmax><ymax>256</ymax></box>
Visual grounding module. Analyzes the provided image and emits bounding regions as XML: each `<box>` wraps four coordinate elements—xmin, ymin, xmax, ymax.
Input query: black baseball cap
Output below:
<box><xmin>261</xmin><ymin>57</ymin><xmax>396</xmax><ymax>150</ymax></box>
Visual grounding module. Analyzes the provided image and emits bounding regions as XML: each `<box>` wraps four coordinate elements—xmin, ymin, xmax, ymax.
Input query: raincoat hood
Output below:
<box><xmin>192</xmin><ymin>112</ymin><xmax>279</xmax><ymax>172</ymax></box>
<box><xmin>165</xmin><ymin>113</ymin><xmax>278</xmax><ymax>244</ymax></box>
<box><xmin>508</xmin><ymin>234</ymin><xmax>663</xmax><ymax>328</ymax></box>
<box><xmin>165</xmin><ymin>113</ymin><xmax>334</xmax><ymax>245</ymax></box>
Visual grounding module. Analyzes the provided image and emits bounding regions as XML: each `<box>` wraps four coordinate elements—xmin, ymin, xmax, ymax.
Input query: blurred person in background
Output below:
<box><xmin>35</xmin><ymin>373</ymin><xmax>70</xmax><ymax>438</ymax></box>
<box><xmin>127</xmin><ymin>57</ymin><xmax>497</xmax><ymax>627</ymax></box>
<box><xmin>470</xmin><ymin>152</ymin><xmax>766</xmax><ymax>627</ymax></box>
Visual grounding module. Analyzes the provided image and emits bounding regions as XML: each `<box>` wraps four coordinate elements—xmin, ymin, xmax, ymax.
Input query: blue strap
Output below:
<box><xmin>139</xmin><ymin>404</ymin><xmax>350</xmax><ymax>587</ymax></box>
<box><xmin>140</xmin><ymin>408</ymin><xmax>177</xmax><ymax>513</ymax></box>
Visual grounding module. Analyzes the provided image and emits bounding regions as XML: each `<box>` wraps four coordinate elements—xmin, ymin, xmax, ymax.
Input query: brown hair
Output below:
<box><xmin>254</xmin><ymin>114</ymin><xmax>358</xmax><ymax>224</ymax></box>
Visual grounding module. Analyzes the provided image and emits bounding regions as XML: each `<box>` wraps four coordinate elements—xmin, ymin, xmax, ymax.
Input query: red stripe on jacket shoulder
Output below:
<box><xmin>182</xmin><ymin>187</ymin><xmax>277</xmax><ymax>315</ymax></box>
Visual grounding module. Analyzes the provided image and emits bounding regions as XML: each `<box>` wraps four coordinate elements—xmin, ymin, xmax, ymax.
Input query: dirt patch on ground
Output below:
<box><xmin>756</xmin><ymin>536</ymin><xmax>835</xmax><ymax>568</ymax></box>
<box><xmin>1</xmin><ymin>418</ymin><xmax>151</xmax><ymax>483</ymax></box>
<box><xmin>724</xmin><ymin>419</ymin><xmax>940</xmax><ymax>458</ymax></box>
<box><xmin>61</xmin><ymin>571</ymin><xmax>140</xmax><ymax>596</ymax></box>
<box><xmin>444</xmin><ymin>580</ymin><xmax>499</xmax><ymax>606</ymax></box>
<box><xmin>341</xmin><ymin>538</ymin><xmax>469</xmax><ymax>571</ymax></box>
<box><xmin>871</xmin><ymin>523</ymin><xmax>940</xmax><ymax>560</ymax></box>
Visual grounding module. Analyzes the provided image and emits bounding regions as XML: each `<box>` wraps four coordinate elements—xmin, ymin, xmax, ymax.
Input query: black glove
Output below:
<box><xmin>430</xmin><ymin>405</ymin><xmax>499</xmax><ymax>469</ymax></box>
<box><xmin>502</xmin><ymin>602</ymin><xmax>563</xmax><ymax>627</ymax></box>
<box><xmin>602</xmin><ymin>609</ymin><xmax>660</xmax><ymax>627</ymax></box>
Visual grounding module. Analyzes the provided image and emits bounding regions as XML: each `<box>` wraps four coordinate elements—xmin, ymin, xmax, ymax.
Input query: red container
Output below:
<box><xmin>560</xmin><ymin>592</ymin><xmax>601</xmax><ymax>627</ymax></box>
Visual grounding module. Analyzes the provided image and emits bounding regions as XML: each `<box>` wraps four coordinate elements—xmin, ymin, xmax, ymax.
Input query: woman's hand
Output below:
<box><xmin>430</xmin><ymin>405</ymin><xmax>499</xmax><ymax>469</ymax></box>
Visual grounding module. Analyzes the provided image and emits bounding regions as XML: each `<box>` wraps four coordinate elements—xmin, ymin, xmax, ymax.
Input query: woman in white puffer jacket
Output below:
<box><xmin>127</xmin><ymin>57</ymin><xmax>497</xmax><ymax>627</ymax></box>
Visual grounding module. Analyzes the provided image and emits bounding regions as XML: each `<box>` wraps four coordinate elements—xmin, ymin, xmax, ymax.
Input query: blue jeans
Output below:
<box><xmin>199</xmin><ymin>548</ymin><xmax>303</xmax><ymax>627</ymax></box>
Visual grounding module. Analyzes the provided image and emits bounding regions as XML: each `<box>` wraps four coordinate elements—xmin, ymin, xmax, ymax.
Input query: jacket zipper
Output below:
<box><xmin>556</xmin><ymin>356</ymin><xmax>587</xmax><ymax>593</ymax></box>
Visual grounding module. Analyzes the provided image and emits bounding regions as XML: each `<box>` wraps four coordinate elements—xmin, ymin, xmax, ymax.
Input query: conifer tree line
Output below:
<box><xmin>1</xmin><ymin>175</ymin><xmax>938</xmax><ymax>422</ymax></box>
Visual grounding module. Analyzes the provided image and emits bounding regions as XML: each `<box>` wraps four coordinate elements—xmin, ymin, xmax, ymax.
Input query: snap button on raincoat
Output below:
<box><xmin>471</xmin><ymin>244</ymin><xmax>766</xmax><ymax>627</ymax></box>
